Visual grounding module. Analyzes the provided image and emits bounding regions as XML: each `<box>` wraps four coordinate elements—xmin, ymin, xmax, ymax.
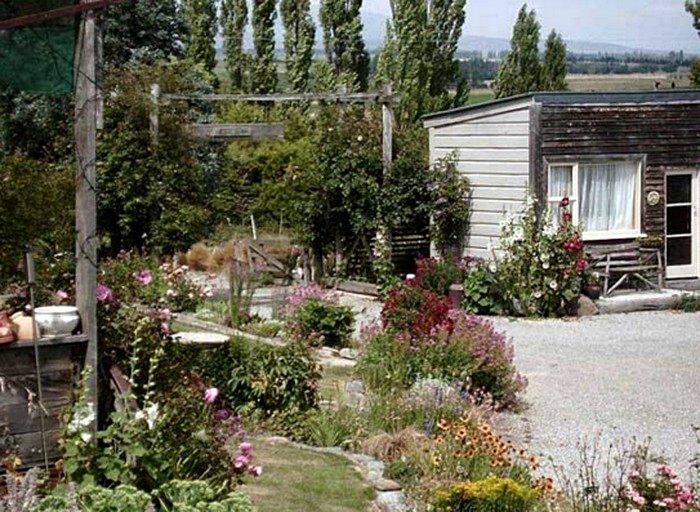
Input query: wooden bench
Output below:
<box><xmin>586</xmin><ymin>242</ymin><xmax>664</xmax><ymax>297</ymax></box>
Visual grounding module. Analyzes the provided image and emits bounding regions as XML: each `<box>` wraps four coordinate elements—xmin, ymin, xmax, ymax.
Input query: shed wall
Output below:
<box><xmin>540</xmin><ymin>103</ymin><xmax>700</xmax><ymax>238</ymax></box>
<box><xmin>430</xmin><ymin>104</ymin><xmax>531</xmax><ymax>259</ymax></box>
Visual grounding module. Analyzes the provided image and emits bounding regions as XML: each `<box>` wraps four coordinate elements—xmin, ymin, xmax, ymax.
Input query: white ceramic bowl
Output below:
<box><xmin>34</xmin><ymin>306</ymin><xmax>80</xmax><ymax>336</ymax></box>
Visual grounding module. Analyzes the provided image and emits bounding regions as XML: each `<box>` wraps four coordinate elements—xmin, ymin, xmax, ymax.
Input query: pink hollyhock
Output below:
<box><xmin>249</xmin><ymin>465</ymin><xmax>263</xmax><ymax>477</ymax></box>
<box><xmin>96</xmin><ymin>284</ymin><xmax>114</xmax><ymax>303</ymax></box>
<box><xmin>136</xmin><ymin>270</ymin><xmax>152</xmax><ymax>285</ymax></box>
<box><xmin>55</xmin><ymin>290</ymin><xmax>69</xmax><ymax>301</ymax></box>
<box><xmin>204</xmin><ymin>387</ymin><xmax>219</xmax><ymax>403</ymax></box>
<box><xmin>239</xmin><ymin>442</ymin><xmax>252</xmax><ymax>455</ymax></box>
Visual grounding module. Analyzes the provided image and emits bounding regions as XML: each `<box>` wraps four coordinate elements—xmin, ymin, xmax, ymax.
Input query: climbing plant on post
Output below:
<box><xmin>430</xmin><ymin>154</ymin><xmax>471</xmax><ymax>258</ymax></box>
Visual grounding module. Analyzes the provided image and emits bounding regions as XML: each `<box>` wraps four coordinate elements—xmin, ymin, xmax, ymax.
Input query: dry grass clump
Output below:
<box><xmin>211</xmin><ymin>241</ymin><xmax>237</xmax><ymax>270</ymax></box>
<box><xmin>362</xmin><ymin>428</ymin><xmax>426</xmax><ymax>462</ymax></box>
<box><xmin>185</xmin><ymin>242</ymin><xmax>214</xmax><ymax>271</ymax></box>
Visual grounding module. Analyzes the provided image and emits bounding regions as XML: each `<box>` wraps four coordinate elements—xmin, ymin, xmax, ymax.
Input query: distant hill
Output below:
<box><xmin>224</xmin><ymin>5</ymin><xmax>682</xmax><ymax>57</ymax></box>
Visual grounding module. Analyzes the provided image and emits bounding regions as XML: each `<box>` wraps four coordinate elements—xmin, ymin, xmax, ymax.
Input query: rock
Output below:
<box><xmin>576</xmin><ymin>295</ymin><xmax>600</xmax><ymax>316</ymax></box>
<box><xmin>345</xmin><ymin>381</ymin><xmax>364</xmax><ymax>394</ymax></box>
<box><xmin>318</xmin><ymin>347</ymin><xmax>340</xmax><ymax>358</ymax></box>
<box><xmin>265</xmin><ymin>436</ymin><xmax>290</xmax><ymax>445</ymax></box>
<box><xmin>375</xmin><ymin>491</ymin><xmax>409</xmax><ymax>512</ymax></box>
<box><xmin>340</xmin><ymin>348</ymin><xmax>359</xmax><ymax>360</ymax></box>
<box><xmin>373</xmin><ymin>478</ymin><xmax>402</xmax><ymax>492</ymax></box>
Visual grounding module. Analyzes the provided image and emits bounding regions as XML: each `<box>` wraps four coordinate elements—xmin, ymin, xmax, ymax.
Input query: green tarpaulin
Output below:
<box><xmin>0</xmin><ymin>1</ymin><xmax>76</xmax><ymax>94</ymax></box>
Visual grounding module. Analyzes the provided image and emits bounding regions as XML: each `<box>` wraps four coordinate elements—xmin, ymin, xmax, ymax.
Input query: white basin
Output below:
<box><xmin>34</xmin><ymin>306</ymin><xmax>80</xmax><ymax>336</ymax></box>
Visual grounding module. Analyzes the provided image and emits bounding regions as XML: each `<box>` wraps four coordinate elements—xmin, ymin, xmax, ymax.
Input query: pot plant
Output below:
<box><xmin>582</xmin><ymin>271</ymin><xmax>602</xmax><ymax>301</ymax></box>
<box><xmin>637</xmin><ymin>235</ymin><xmax>664</xmax><ymax>249</ymax></box>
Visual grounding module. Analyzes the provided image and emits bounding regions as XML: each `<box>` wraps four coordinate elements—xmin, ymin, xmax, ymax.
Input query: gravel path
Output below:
<box><xmin>492</xmin><ymin>311</ymin><xmax>700</xmax><ymax>477</ymax></box>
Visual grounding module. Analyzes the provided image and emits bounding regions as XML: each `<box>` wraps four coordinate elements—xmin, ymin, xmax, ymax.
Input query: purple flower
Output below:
<box><xmin>204</xmin><ymin>387</ymin><xmax>219</xmax><ymax>403</ymax></box>
<box><xmin>96</xmin><ymin>284</ymin><xmax>114</xmax><ymax>303</ymax></box>
<box><xmin>214</xmin><ymin>409</ymin><xmax>230</xmax><ymax>422</ymax></box>
<box><xmin>136</xmin><ymin>270</ymin><xmax>152</xmax><ymax>286</ymax></box>
<box><xmin>239</xmin><ymin>442</ymin><xmax>252</xmax><ymax>455</ymax></box>
<box><xmin>233</xmin><ymin>454</ymin><xmax>249</xmax><ymax>469</ymax></box>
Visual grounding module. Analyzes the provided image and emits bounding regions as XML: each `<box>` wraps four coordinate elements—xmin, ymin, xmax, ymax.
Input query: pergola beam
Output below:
<box><xmin>0</xmin><ymin>0</ymin><xmax>132</xmax><ymax>31</ymax></box>
<box><xmin>162</xmin><ymin>92</ymin><xmax>400</xmax><ymax>104</ymax></box>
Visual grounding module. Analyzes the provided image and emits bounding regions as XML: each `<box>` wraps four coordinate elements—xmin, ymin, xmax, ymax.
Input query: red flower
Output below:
<box><xmin>562</xmin><ymin>211</ymin><xmax>572</xmax><ymax>223</ymax></box>
<box><xmin>576</xmin><ymin>259</ymin><xmax>587</xmax><ymax>272</ymax></box>
<box><xmin>559</xmin><ymin>197</ymin><xmax>570</xmax><ymax>208</ymax></box>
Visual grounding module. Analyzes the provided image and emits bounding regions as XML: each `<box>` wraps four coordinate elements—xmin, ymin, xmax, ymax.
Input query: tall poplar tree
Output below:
<box><xmin>320</xmin><ymin>0</ymin><xmax>370</xmax><ymax>91</ymax></box>
<box><xmin>493</xmin><ymin>4</ymin><xmax>542</xmax><ymax>99</ymax></box>
<box><xmin>687</xmin><ymin>0</ymin><xmax>700</xmax><ymax>87</ymax></box>
<box><xmin>252</xmin><ymin>0</ymin><xmax>278</xmax><ymax>93</ymax></box>
<box><xmin>221</xmin><ymin>0</ymin><xmax>248</xmax><ymax>91</ymax></box>
<box><xmin>542</xmin><ymin>30</ymin><xmax>568</xmax><ymax>91</ymax></box>
<box><xmin>281</xmin><ymin>0</ymin><xmax>316</xmax><ymax>93</ymax></box>
<box><xmin>182</xmin><ymin>0</ymin><xmax>217</xmax><ymax>73</ymax></box>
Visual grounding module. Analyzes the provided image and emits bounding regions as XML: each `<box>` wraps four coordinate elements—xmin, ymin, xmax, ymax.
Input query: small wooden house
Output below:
<box><xmin>424</xmin><ymin>90</ymin><xmax>700</xmax><ymax>280</ymax></box>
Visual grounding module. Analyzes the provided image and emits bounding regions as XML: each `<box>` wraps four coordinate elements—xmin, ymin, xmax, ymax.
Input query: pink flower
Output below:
<box><xmin>55</xmin><ymin>290</ymin><xmax>69</xmax><ymax>301</ymax></box>
<box><xmin>249</xmin><ymin>465</ymin><xmax>262</xmax><ymax>477</ymax></box>
<box><xmin>204</xmin><ymin>387</ymin><xmax>219</xmax><ymax>403</ymax></box>
<box><xmin>239</xmin><ymin>442</ymin><xmax>252</xmax><ymax>455</ymax></box>
<box><xmin>96</xmin><ymin>284</ymin><xmax>114</xmax><ymax>303</ymax></box>
<box><xmin>136</xmin><ymin>270</ymin><xmax>152</xmax><ymax>285</ymax></box>
<box><xmin>160</xmin><ymin>322</ymin><xmax>170</xmax><ymax>335</ymax></box>
<box><xmin>233</xmin><ymin>454</ymin><xmax>249</xmax><ymax>469</ymax></box>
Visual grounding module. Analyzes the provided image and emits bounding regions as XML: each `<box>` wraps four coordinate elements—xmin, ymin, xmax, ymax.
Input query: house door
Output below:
<box><xmin>666</xmin><ymin>171</ymin><xmax>699</xmax><ymax>279</ymax></box>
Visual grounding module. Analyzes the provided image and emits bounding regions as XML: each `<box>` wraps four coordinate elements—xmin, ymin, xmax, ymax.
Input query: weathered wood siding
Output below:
<box><xmin>429</xmin><ymin>100</ymin><xmax>532</xmax><ymax>259</ymax></box>
<box><xmin>0</xmin><ymin>337</ymin><xmax>87</xmax><ymax>468</ymax></box>
<box><xmin>540</xmin><ymin>103</ymin><xmax>700</xmax><ymax>237</ymax></box>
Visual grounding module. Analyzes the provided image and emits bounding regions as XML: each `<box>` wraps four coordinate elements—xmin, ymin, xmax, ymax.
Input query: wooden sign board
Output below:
<box><xmin>188</xmin><ymin>123</ymin><xmax>284</xmax><ymax>142</ymax></box>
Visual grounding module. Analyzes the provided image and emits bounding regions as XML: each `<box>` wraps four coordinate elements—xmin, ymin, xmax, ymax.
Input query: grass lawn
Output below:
<box><xmin>241</xmin><ymin>439</ymin><xmax>376</xmax><ymax>512</ymax></box>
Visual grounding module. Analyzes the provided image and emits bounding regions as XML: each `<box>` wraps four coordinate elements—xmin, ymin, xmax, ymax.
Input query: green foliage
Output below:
<box><xmin>221</xmin><ymin>0</ymin><xmax>249</xmax><ymax>91</ymax></box>
<box><xmin>430</xmin><ymin>154</ymin><xmax>471</xmax><ymax>257</ymax></box>
<box><xmin>252</xmin><ymin>0</ymin><xmax>278</xmax><ymax>93</ymax></box>
<box><xmin>691</xmin><ymin>59</ymin><xmax>700</xmax><ymax>89</ymax></box>
<box><xmin>376</xmin><ymin>0</ymin><xmax>469</xmax><ymax>120</ymax></box>
<box><xmin>281</xmin><ymin>0</ymin><xmax>316</xmax><ymax>93</ymax></box>
<box><xmin>495</xmin><ymin>198</ymin><xmax>586</xmax><ymax>317</ymax></box>
<box><xmin>462</xmin><ymin>262</ymin><xmax>504</xmax><ymax>315</ymax></box>
<box><xmin>183</xmin><ymin>0</ymin><xmax>218</xmax><ymax>73</ymax></box>
<box><xmin>688</xmin><ymin>0</ymin><xmax>700</xmax><ymax>34</ymax></box>
<box><xmin>493</xmin><ymin>4</ymin><xmax>542</xmax><ymax>98</ymax></box>
<box><xmin>98</xmin><ymin>61</ymin><xmax>214</xmax><ymax>256</ymax></box>
<box><xmin>286</xmin><ymin>298</ymin><xmax>355</xmax><ymax>348</ymax></box>
<box><xmin>0</xmin><ymin>155</ymin><xmax>74</xmax><ymax>285</ymax></box>
<box><xmin>542</xmin><ymin>30</ymin><xmax>568</xmax><ymax>91</ymax></box>
<box><xmin>195</xmin><ymin>337</ymin><xmax>321</xmax><ymax>422</ymax></box>
<box><xmin>320</xmin><ymin>0</ymin><xmax>370</xmax><ymax>91</ymax></box>
<box><xmin>103</xmin><ymin>0</ymin><xmax>186</xmax><ymax>68</ymax></box>
<box><xmin>675</xmin><ymin>294</ymin><xmax>700</xmax><ymax>313</ymax></box>
<box><xmin>433</xmin><ymin>476</ymin><xmax>541</xmax><ymax>511</ymax></box>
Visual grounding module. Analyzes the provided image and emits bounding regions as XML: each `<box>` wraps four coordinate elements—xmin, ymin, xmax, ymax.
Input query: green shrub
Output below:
<box><xmin>433</xmin><ymin>476</ymin><xmax>541</xmax><ymax>512</ymax></box>
<box><xmin>287</xmin><ymin>298</ymin><xmax>355</xmax><ymax>348</ymax></box>
<box><xmin>415</xmin><ymin>256</ymin><xmax>468</xmax><ymax>295</ymax></box>
<box><xmin>462</xmin><ymin>262</ymin><xmax>505</xmax><ymax>315</ymax></box>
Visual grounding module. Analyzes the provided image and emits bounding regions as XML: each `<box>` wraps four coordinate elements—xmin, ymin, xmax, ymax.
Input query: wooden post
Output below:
<box><xmin>150</xmin><ymin>83</ymin><xmax>160</xmax><ymax>143</ymax></box>
<box><xmin>74</xmin><ymin>0</ymin><xmax>99</xmax><ymax>429</ymax></box>
<box><xmin>376</xmin><ymin>83</ymin><xmax>394</xmax><ymax>269</ymax></box>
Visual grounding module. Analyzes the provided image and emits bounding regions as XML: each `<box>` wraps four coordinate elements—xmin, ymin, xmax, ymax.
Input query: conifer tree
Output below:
<box><xmin>320</xmin><ymin>0</ymin><xmax>370</xmax><ymax>91</ymax></box>
<box><xmin>182</xmin><ymin>0</ymin><xmax>217</xmax><ymax>73</ymax></box>
<box><xmin>493</xmin><ymin>4</ymin><xmax>542</xmax><ymax>98</ymax></box>
<box><xmin>542</xmin><ymin>30</ymin><xmax>568</xmax><ymax>91</ymax></box>
<box><xmin>281</xmin><ymin>0</ymin><xmax>316</xmax><ymax>93</ymax></box>
<box><xmin>252</xmin><ymin>0</ymin><xmax>278</xmax><ymax>93</ymax></box>
<box><xmin>221</xmin><ymin>0</ymin><xmax>248</xmax><ymax>91</ymax></box>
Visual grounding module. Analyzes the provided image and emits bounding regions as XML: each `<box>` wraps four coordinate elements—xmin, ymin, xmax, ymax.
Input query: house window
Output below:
<box><xmin>547</xmin><ymin>160</ymin><xmax>642</xmax><ymax>240</ymax></box>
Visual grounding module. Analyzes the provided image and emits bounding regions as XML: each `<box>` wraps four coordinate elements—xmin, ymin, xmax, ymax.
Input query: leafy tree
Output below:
<box><xmin>182</xmin><ymin>0</ymin><xmax>217</xmax><ymax>73</ymax></box>
<box><xmin>687</xmin><ymin>0</ymin><xmax>700</xmax><ymax>87</ymax></box>
<box><xmin>376</xmin><ymin>0</ymin><xmax>469</xmax><ymax>120</ymax></box>
<box><xmin>542</xmin><ymin>30</ymin><xmax>568</xmax><ymax>91</ymax></box>
<box><xmin>103</xmin><ymin>0</ymin><xmax>186</xmax><ymax>68</ymax></box>
<box><xmin>493</xmin><ymin>4</ymin><xmax>542</xmax><ymax>98</ymax></box>
<box><xmin>281</xmin><ymin>0</ymin><xmax>316</xmax><ymax>93</ymax></box>
<box><xmin>221</xmin><ymin>0</ymin><xmax>249</xmax><ymax>91</ymax></box>
<box><xmin>252</xmin><ymin>0</ymin><xmax>278</xmax><ymax>93</ymax></box>
<box><xmin>320</xmin><ymin>0</ymin><xmax>370</xmax><ymax>91</ymax></box>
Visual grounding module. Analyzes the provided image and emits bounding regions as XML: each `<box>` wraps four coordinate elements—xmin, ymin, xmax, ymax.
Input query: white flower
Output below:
<box><xmin>134</xmin><ymin>410</ymin><xmax>146</xmax><ymax>421</ymax></box>
<box><xmin>145</xmin><ymin>402</ymin><xmax>159</xmax><ymax>430</ymax></box>
<box><xmin>80</xmin><ymin>432</ymin><xmax>92</xmax><ymax>443</ymax></box>
<box><xmin>542</xmin><ymin>262</ymin><xmax>550</xmax><ymax>270</ymax></box>
<box><xmin>489</xmin><ymin>262</ymin><xmax>498</xmax><ymax>273</ymax></box>
<box><xmin>534</xmin><ymin>290</ymin><xmax>543</xmax><ymax>299</ymax></box>
<box><xmin>68</xmin><ymin>402</ymin><xmax>96</xmax><ymax>433</ymax></box>
<box><xmin>513</xmin><ymin>227</ymin><xmax>524</xmax><ymax>241</ymax></box>
<box><xmin>549</xmin><ymin>280</ymin><xmax>558</xmax><ymax>290</ymax></box>
<box><xmin>543</xmin><ymin>223</ymin><xmax>557</xmax><ymax>237</ymax></box>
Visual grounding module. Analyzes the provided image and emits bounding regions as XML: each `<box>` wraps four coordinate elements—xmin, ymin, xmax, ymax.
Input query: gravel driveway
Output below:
<box><xmin>492</xmin><ymin>311</ymin><xmax>700</xmax><ymax>477</ymax></box>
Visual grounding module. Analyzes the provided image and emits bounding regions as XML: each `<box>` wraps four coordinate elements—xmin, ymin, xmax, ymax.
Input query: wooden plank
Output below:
<box><xmin>455</xmin><ymin>161</ymin><xmax>530</xmax><ymax>176</ymax></box>
<box><xmin>0</xmin><ymin>430</ymin><xmax>62</xmax><ymax>466</ymax></box>
<box><xmin>469</xmin><ymin>186</ymin><xmax>528</xmax><ymax>201</ymax></box>
<box><xmin>163</xmin><ymin>92</ymin><xmax>397</xmax><ymax>104</ymax></box>
<box><xmin>0</xmin><ymin>371</ymin><xmax>74</xmax><ymax>406</ymax></box>
<box><xmin>432</xmin><ymin>135</ymin><xmax>530</xmax><ymax>149</ymax></box>
<box><xmin>0</xmin><ymin>0</ymin><xmax>131</xmax><ymax>30</ymax></box>
<box><xmin>466</xmin><ymin>174</ymin><xmax>529</xmax><ymax>188</ymax></box>
<box><xmin>0</xmin><ymin>400</ymin><xmax>68</xmax><ymax>435</ymax></box>
<box><xmin>432</xmin><ymin>122</ymin><xmax>529</xmax><ymax>137</ymax></box>
<box><xmin>188</xmin><ymin>123</ymin><xmax>284</xmax><ymax>142</ymax></box>
<box><xmin>433</xmin><ymin>147</ymin><xmax>530</xmax><ymax>162</ymax></box>
<box><xmin>529</xmin><ymin>101</ymin><xmax>544</xmax><ymax>204</ymax></box>
<box><xmin>467</xmin><ymin>235</ymin><xmax>500</xmax><ymax>250</ymax></box>
<box><xmin>74</xmin><ymin>1</ymin><xmax>99</xmax><ymax>429</ymax></box>
<box><xmin>0</xmin><ymin>345</ymin><xmax>79</xmax><ymax>376</ymax></box>
<box><xmin>469</xmin><ymin>223</ymin><xmax>502</xmax><ymax>237</ymax></box>
<box><xmin>471</xmin><ymin>198</ymin><xmax>526</xmax><ymax>213</ymax></box>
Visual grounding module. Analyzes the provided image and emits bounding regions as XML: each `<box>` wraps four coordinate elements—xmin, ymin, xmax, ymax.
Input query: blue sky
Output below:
<box><xmin>360</xmin><ymin>0</ymin><xmax>700</xmax><ymax>52</ymax></box>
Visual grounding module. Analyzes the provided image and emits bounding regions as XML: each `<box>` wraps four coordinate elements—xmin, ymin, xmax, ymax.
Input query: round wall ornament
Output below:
<box><xmin>646</xmin><ymin>191</ymin><xmax>661</xmax><ymax>207</ymax></box>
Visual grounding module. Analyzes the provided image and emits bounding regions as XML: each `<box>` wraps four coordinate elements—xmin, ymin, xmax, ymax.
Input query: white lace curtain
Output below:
<box><xmin>579</xmin><ymin>162</ymin><xmax>636</xmax><ymax>232</ymax></box>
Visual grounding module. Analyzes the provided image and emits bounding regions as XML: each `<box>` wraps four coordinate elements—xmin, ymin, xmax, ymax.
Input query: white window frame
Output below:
<box><xmin>547</xmin><ymin>159</ymin><xmax>643</xmax><ymax>241</ymax></box>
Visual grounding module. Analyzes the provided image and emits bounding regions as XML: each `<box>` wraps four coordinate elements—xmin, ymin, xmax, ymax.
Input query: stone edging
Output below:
<box><xmin>262</xmin><ymin>436</ymin><xmax>410</xmax><ymax>512</ymax></box>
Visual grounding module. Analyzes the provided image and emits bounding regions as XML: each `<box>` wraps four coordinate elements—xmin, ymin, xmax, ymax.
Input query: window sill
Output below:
<box><xmin>582</xmin><ymin>231</ymin><xmax>641</xmax><ymax>242</ymax></box>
